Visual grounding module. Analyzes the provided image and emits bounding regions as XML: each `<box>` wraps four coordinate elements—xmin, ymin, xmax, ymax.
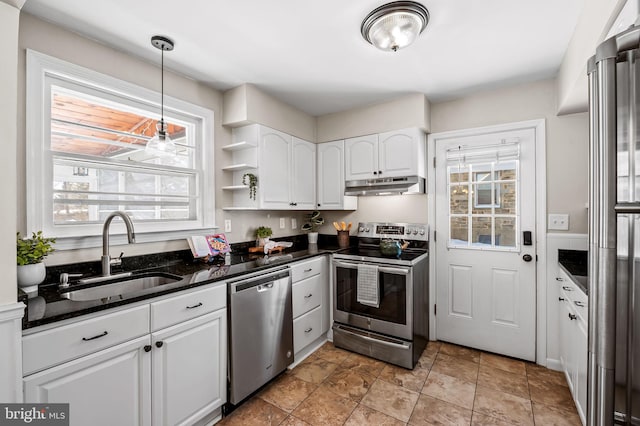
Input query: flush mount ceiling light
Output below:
<box><xmin>146</xmin><ymin>35</ymin><xmax>177</xmax><ymax>158</ymax></box>
<box><xmin>361</xmin><ymin>1</ymin><xmax>429</xmax><ymax>52</ymax></box>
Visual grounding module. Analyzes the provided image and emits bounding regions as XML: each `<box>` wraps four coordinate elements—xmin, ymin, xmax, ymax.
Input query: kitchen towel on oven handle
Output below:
<box><xmin>357</xmin><ymin>263</ymin><xmax>380</xmax><ymax>308</ymax></box>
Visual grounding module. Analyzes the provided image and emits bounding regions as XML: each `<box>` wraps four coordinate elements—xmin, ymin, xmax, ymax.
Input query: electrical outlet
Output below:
<box><xmin>291</xmin><ymin>218</ymin><xmax>297</xmax><ymax>229</ymax></box>
<box><xmin>224</xmin><ymin>219</ymin><xmax>232</xmax><ymax>232</ymax></box>
<box><xmin>279</xmin><ymin>217</ymin><xmax>285</xmax><ymax>229</ymax></box>
<box><xmin>548</xmin><ymin>214</ymin><xmax>569</xmax><ymax>231</ymax></box>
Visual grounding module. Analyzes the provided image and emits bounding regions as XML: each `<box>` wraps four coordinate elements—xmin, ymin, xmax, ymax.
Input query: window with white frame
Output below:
<box><xmin>26</xmin><ymin>50</ymin><xmax>215</xmax><ymax>246</ymax></box>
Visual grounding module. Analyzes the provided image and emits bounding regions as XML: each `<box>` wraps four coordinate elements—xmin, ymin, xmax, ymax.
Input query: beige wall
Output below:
<box><xmin>317</xmin><ymin>93</ymin><xmax>431</xmax><ymax>142</ymax></box>
<box><xmin>0</xmin><ymin>2</ymin><xmax>19</xmax><ymax>305</ymax></box>
<box><xmin>432</xmin><ymin>79</ymin><xmax>589</xmax><ymax>234</ymax></box>
<box><xmin>17</xmin><ymin>14</ymin><xmax>307</xmax><ymax>267</ymax></box>
<box><xmin>223</xmin><ymin>83</ymin><xmax>316</xmax><ymax>141</ymax></box>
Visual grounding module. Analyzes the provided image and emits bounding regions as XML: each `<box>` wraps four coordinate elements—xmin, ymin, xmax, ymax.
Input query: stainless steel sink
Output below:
<box><xmin>60</xmin><ymin>272</ymin><xmax>182</xmax><ymax>302</ymax></box>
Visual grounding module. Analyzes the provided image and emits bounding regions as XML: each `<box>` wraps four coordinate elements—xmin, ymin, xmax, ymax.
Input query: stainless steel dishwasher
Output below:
<box><xmin>228</xmin><ymin>267</ymin><xmax>293</xmax><ymax>404</ymax></box>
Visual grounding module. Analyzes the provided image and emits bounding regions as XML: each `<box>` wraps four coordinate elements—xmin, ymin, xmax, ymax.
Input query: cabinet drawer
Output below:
<box><xmin>292</xmin><ymin>274</ymin><xmax>322</xmax><ymax>318</ymax></box>
<box><xmin>151</xmin><ymin>283</ymin><xmax>226</xmax><ymax>331</ymax></box>
<box><xmin>293</xmin><ymin>306</ymin><xmax>322</xmax><ymax>353</ymax></box>
<box><xmin>23</xmin><ymin>305</ymin><xmax>150</xmax><ymax>375</ymax></box>
<box><xmin>290</xmin><ymin>257</ymin><xmax>324</xmax><ymax>283</ymax></box>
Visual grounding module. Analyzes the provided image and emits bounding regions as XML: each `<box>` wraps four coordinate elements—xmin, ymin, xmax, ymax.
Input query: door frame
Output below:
<box><xmin>427</xmin><ymin>119</ymin><xmax>547</xmax><ymax>364</ymax></box>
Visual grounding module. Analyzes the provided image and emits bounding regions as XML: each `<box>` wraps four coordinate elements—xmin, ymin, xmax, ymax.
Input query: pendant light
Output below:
<box><xmin>361</xmin><ymin>1</ymin><xmax>429</xmax><ymax>52</ymax></box>
<box><xmin>146</xmin><ymin>35</ymin><xmax>177</xmax><ymax>158</ymax></box>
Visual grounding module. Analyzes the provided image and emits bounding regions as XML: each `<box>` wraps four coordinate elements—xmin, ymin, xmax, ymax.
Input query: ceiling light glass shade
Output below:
<box><xmin>361</xmin><ymin>1</ymin><xmax>429</xmax><ymax>52</ymax></box>
<box><xmin>145</xmin><ymin>119</ymin><xmax>177</xmax><ymax>158</ymax></box>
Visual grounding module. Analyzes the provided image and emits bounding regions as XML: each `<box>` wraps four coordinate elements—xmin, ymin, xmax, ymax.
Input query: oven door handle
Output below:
<box><xmin>333</xmin><ymin>260</ymin><xmax>410</xmax><ymax>275</ymax></box>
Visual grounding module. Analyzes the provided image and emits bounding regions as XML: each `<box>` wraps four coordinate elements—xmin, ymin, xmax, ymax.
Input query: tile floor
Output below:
<box><xmin>219</xmin><ymin>341</ymin><xmax>582</xmax><ymax>425</ymax></box>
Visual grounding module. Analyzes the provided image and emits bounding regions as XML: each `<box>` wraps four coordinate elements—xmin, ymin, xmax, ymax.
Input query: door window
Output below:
<box><xmin>447</xmin><ymin>143</ymin><xmax>519</xmax><ymax>250</ymax></box>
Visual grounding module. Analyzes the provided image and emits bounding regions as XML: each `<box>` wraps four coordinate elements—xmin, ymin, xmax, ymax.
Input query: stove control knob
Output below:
<box><xmin>358</xmin><ymin>227</ymin><xmax>364</xmax><ymax>232</ymax></box>
<box><xmin>419</xmin><ymin>229</ymin><xmax>426</xmax><ymax>235</ymax></box>
<box><xmin>405</xmin><ymin>230</ymin><xmax>411</xmax><ymax>235</ymax></box>
<box><xmin>412</xmin><ymin>229</ymin><xmax>418</xmax><ymax>235</ymax></box>
<box><xmin>365</xmin><ymin>228</ymin><xmax>370</xmax><ymax>232</ymax></box>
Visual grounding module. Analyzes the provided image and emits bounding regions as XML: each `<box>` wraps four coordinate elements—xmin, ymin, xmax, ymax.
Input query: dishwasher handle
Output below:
<box><xmin>230</xmin><ymin>269</ymin><xmax>289</xmax><ymax>293</ymax></box>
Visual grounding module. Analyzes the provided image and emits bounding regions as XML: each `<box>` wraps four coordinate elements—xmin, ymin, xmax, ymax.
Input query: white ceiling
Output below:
<box><xmin>22</xmin><ymin>0</ymin><xmax>584</xmax><ymax>116</ymax></box>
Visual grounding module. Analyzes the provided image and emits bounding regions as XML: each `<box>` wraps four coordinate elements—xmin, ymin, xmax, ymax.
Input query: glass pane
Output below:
<box><xmin>496</xmin><ymin>161</ymin><xmax>517</xmax><ymax>180</ymax></box>
<box><xmin>472</xmin><ymin>170</ymin><xmax>491</xmax><ymax>182</ymax></box>
<box><xmin>495</xmin><ymin>182</ymin><xmax>516</xmax><ymax>214</ymax></box>
<box><xmin>471</xmin><ymin>217</ymin><xmax>492</xmax><ymax>246</ymax></box>
<box><xmin>450</xmin><ymin>184</ymin><xmax>469</xmax><ymax>214</ymax></box>
<box><xmin>449</xmin><ymin>166</ymin><xmax>469</xmax><ymax>183</ymax></box>
<box><xmin>51</xmin><ymin>89</ymin><xmax>193</xmax><ymax>168</ymax></box>
<box><xmin>450</xmin><ymin>216</ymin><xmax>468</xmax><ymax>246</ymax></box>
<box><xmin>472</xmin><ymin>182</ymin><xmax>495</xmax><ymax>214</ymax></box>
<box><xmin>495</xmin><ymin>217</ymin><xmax>517</xmax><ymax>248</ymax></box>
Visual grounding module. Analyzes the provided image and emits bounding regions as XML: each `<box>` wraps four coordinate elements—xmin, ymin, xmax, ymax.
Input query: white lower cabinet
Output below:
<box><xmin>556</xmin><ymin>267</ymin><xmax>588</xmax><ymax>425</ymax></box>
<box><xmin>24</xmin><ymin>335</ymin><xmax>152</xmax><ymax>426</ymax></box>
<box><xmin>290</xmin><ymin>256</ymin><xmax>329</xmax><ymax>358</ymax></box>
<box><xmin>152</xmin><ymin>310</ymin><xmax>226</xmax><ymax>426</ymax></box>
<box><xmin>23</xmin><ymin>283</ymin><xmax>227</xmax><ymax>426</ymax></box>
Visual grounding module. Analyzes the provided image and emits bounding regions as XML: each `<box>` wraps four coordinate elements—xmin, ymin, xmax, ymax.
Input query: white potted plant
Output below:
<box><xmin>17</xmin><ymin>231</ymin><xmax>56</xmax><ymax>291</ymax></box>
<box><xmin>301</xmin><ymin>211</ymin><xmax>324</xmax><ymax>244</ymax></box>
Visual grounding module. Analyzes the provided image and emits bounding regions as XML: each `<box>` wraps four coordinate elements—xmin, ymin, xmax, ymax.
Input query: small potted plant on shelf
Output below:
<box><xmin>301</xmin><ymin>211</ymin><xmax>324</xmax><ymax>244</ymax></box>
<box><xmin>17</xmin><ymin>231</ymin><xmax>56</xmax><ymax>291</ymax></box>
<box><xmin>255</xmin><ymin>226</ymin><xmax>273</xmax><ymax>247</ymax></box>
<box><xmin>242</xmin><ymin>173</ymin><xmax>257</xmax><ymax>201</ymax></box>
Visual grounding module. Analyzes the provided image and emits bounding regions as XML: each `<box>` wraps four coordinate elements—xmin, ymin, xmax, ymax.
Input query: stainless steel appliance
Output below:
<box><xmin>332</xmin><ymin>222</ymin><xmax>429</xmax><ymax>369</ymax></box>
<box><xmin>227</xmin><ymin>267</ymin><xmax>293</xmax><ymax>405</ymax></box>
<box><xmin>588</xmin><ymin>26</ymin><xmax>640</xmax><ymax>425</ymax></box>
<box><xmin>344</xmin><ymin>175</ymin><xmax>425</xmax><ymax>196</ymax></box>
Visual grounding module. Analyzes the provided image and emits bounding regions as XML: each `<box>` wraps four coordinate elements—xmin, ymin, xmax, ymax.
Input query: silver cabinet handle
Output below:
<box><xmin>304</xmin><ymin>294</ymin><xmax>313</xmax><ymax>299</ymax></box>
<box><xmin>568</xmin><ymin>313</ymin><xmax>577</xmax><ymax>320</ymax></box>
<box><xmin>186</xmin><ymin>302</ymin><xmax>203</xmax><ymax>309</ymax></box>
<box><xmin>562</xmin><ymin>286</ymin><xmax>574</xmax><ymax>291</ymax></box>
<box><xmin>304</xmin><ymin>327</ymin><xmax>313</xmax><ymax>333</ymax></box>
<box><xmin>574</xmin><ymin>301</ymin><xmax>585</xmax><ymax>307</ymax></box>
<box><xmin>82</xmin><ymin>331</ymin><xmax>108</xmax><ymax>341</ymax></box>
<box><xmin>304</xmin><ymin>268</ymin><xmax>313</xmax><ymax>273</ymax></box>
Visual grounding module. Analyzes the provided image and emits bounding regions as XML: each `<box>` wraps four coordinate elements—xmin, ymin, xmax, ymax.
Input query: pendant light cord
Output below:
<box><xmin>160</xmin><ymin>46</ymin><xmax>165</xmax><ymax>131</ymax></box>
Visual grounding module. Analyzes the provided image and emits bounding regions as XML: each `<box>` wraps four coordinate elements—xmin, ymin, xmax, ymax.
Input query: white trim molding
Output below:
<box><xmin>427</xmin><ymin>119</ymin><xmax>547</xmax><ymax>364</ymax></box>
<box><xmin>0</xmin><ymin>302</ymin><xmax>25</xmax><ymax>403</ymax></box>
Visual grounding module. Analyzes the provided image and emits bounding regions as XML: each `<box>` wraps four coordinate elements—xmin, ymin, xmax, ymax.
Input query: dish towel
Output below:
<box><xmin>357</xmin><ymin>264</ymin><xmax>380</xmax><ymax>308</ymax></box>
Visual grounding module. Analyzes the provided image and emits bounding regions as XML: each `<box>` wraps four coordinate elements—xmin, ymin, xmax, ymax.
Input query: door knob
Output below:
<box><xmin>522</xmin><ymin>254</ymin><xmax>533</xmax><ymax>262</ymax></box>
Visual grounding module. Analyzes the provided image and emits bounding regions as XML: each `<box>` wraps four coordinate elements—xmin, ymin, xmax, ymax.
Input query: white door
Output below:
<box><xmin>345</xmin><ymin>134</ymin><xmax>378</xmax><ymax>180</ymax></box>
<box><xmin>23</xmin><ymin>336</ymin><xmax>152</xmax><ymax>426</ymax></box>
<box><xmin>291</xmin><ymin>137</ymin><xmax>316</xmax><ymax>209</ymax></box>
<box><xmin>152</xmin><ymin>310</ymin><xmax>226</xmax><ymax>426</ymax></box>
<box><xmin>259</xmin><ymin>127</ymin><xmax>291</xmax><ymax>209</ymax></box>
<box><xmin>435</xmin><ymin>126</ymin><xmax>537</xmax><ymax>361</ymax></box>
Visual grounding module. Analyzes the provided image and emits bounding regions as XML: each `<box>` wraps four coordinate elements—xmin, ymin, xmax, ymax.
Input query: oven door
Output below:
<box><xmin>333</xmin><ymin>258</ymin><xmax>413</xmax><ymax>340</ymax></box>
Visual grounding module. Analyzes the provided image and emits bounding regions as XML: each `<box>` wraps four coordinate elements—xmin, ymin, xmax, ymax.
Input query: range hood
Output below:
<box><xmin>344</xmin><ymin>176</ymin><xmax>425</xmax><ymax>196</ymax></box>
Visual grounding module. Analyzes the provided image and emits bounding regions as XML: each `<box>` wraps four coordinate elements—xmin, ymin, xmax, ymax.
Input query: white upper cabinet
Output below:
<box><xmin>259</xmin><ymin>127</ymin><xmax>292</xmax><ymax>209</ymax></box>
<box><xmin>258</xmin><ymin>126</ymin><xmax>316</xmax><ymax>210</ymax></box>
<box><xmin>345</xmin><ymin>134</ymin><xmax>378</xmax><ymax>180</ymax></box>
<box><xmin>291</xmin><ymin>137</ymin><xmax>316</xmax><ymax>209</ymax></box>
<box><xmin>378</xmin><ymin>128</ymin><xmax>425</xmax><ymax>177</ymax></box>
<box><xmin>317</xmin><ymin>140</ymin><xmax>357</xmax><ymax>210</ymax></box>
<box><xmin>345</xmin><ymin>128</ymin><xmax>425</xmax><ymax>180</ymax></box>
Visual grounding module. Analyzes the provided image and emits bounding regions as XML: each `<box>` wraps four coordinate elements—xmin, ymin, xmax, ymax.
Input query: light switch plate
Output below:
<box><xmin>224</xmin><ymin>219</ymin><xmax>232</xmax><ymax>232</ymax></box>
<box><xmin>548</xmin><ymin>214</ymin><xmax>569</xmax><ymax>230</ymax></box>
<box><xmin>291</xmin><ymin>218</ymin><xmax>297</xmax><ymax>229</ymax></box>
<box><xmin>279</xmin><ymin>217</ymin><xmax>285</xmax><ymax>229</ymax></box>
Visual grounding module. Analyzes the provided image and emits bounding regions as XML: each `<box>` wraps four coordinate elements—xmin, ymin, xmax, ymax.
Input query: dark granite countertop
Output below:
<box><xmin>558</xmin><ymin>249</ymin><xmax>588</xmax><ymax>295</ymax></box>
<box><xmin>22</xmin><ymin>235</ymin><xmax>348</xmax><ymax>330</ymax></box>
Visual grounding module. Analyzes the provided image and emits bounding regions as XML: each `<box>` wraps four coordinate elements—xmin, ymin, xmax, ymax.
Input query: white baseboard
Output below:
<box><xmin>0</xmin><ymin>302</ymin><xmax>25</xmax><ymax>403</ymax></box>
<box><xmin>546</xmin><ymin>358</ymin><xmax>563</xmax><ymax>372</ymax></box>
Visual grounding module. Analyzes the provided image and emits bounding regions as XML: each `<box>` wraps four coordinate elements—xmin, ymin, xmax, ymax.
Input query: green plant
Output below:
<box><xmin>17</xmin><ymin>231</ymin><xmax>56</xmax><ymax>266</ymax></box>
<box><xmin>255</xmin><ymin>226</ymin><xmax>273</xmax><ymax>239</ymax></box>
<box><xmin>301</xmin><ymin>211</ymin><xmax>324</xmax><ymax>232</ymax></box>
<box><xmin>242</xmin><ymin>173</ymin><xmax>258</xmax><ymax>200</ymax></box>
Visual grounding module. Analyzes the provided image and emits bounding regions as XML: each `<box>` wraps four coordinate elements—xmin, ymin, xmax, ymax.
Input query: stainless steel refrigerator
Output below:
<box><xmin>589</xmin><ymin>25</ymin><xmax>640</xmax><ymax>426</ymax></box>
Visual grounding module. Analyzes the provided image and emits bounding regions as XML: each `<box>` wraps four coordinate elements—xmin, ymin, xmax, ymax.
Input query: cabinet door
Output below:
<box><xmin>559</xmin><ymin>297</ymin><xmax>575</xmax><ymax>392</ymax></box>
<box><xmin>317</xmin><ymin>141</ymin><xmax>346</xmax><ymax>210</ymax></box>
<box><xmin>291</xmin><ymin>137</ymin><xmax>316</xmax><ymax>209</ymax></box>
<box><xmin>345</xmin><ymin>134</ymin><xmax>378</xmax><ymax>180</ymax></box>
<box><xmin>152</xmin><ymin>309</ymin><xmax>226</xmax><ymax>426</ymax></box>
<box><xmin>378</xmin><ymin>128</ymin><xmax>424</xmax><ymax>178</ymax></box>
<box><xmin>259</xmin><ymin>127</ymin><xmax>292</xmax><ymax>209</ymax></box>
<box><xmin>575</xmin><ymin>318</ymin><xmax>588</xmax><ymax>425</ymax></box>
<box><xmin>24</xmin><ymin>336</ymin><xmax>151</xmax><ymax>426</ymax></box>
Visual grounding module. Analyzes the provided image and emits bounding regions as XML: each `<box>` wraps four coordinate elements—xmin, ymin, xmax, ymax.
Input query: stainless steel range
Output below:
<box><xmin>332</xmin><ymin>222</ymin><xmax>429</xmax><ymax>369</ymax></box>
